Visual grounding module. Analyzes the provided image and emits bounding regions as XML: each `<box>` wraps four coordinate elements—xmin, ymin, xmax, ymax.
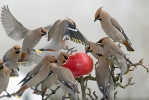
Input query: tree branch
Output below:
<box><xmin>0</xmin><ymin>92</ymin><xmax>16</xmax><ymax>98</ymax></box>
<box><xmin>116</xmin><ymin>77</ymin><xmax>135</xmax><ymax>89</ymax></box>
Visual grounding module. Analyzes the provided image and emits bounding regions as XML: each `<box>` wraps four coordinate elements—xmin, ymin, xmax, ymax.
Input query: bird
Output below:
<box><xmin>33</xmin><ymin>72</ymin><xmax>57</xmax><ymax>100</ymax></box>
<box><xmin>0</xmin><ymin>60</ymin><xmax>11</xmax><ymax>98</ymax></box>
<box><xmin>95</xmin><ymin>54</ymin><xmax>111</xmax><ymax>100</ymax></box>
<box><xmin>49</xmin><ymin>63</ymin><xmax>80</xmax><ymax>100</ymax></box>
<box><xmin>57</xmin><ymin>52</ymin><xmax>70</xmax><ymax>66</ymax></box>
<box><xmin>3</xmin><ymin>45</ymin><xmax>21</xmax><ymax>77</ymax></box>
<box><xmin>18</xmin><ymin>55</ymin><xmax>57</xmax><ymax>85</ymax></box>
<box><xmin>107</xmin><ymin>78</ymin><xmax>114</xmax><ymax>100</ymax></box>
<box><xmin>38</xmin><ymin>18</ymin><xmax>89</xmax><ymax>52</ymax></box>
<box><xmin>16</xmin><ymin>55</ymin><xmax>57</xmax><ymax>97</ymax></box>
<box><xmin>96</xmin><ymin>37</ymin><xmax>132</xmax><ymax>82</ymax></box>
<box><xmin>85</xmin><ymin>41</ymin><xmax>104</xmax><ymax>60</ymax></box>
<box><xmin>94</xmin><ymin>7</ymin><xmax>134</xmax><ymax>51</ymax></box>
<box><xmin>1</xmin><ymin>5</ymin><xmax>51</xmax><ymax>64</ymax></box>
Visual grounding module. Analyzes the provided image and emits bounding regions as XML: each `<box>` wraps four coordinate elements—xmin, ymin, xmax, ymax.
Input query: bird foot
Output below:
<box><xmin>50</xmin><ymin>89</ymin><xmax>56</xmax><ymax>94</ymax></box>
<box><xmin>5</xmin><ymin>90</ymin><xmax>11</xmax><ymax>98</ymax></box>
<box><xmin>67</xmin><ymin>47</ymin><xmax>77</xmax><ymax>54</ymax></box>
<box><xmin>30</xmin><ymin>49</ymin><xmax>37</xmax><ymax>54</ymax></box>
<box><xmin>33</xmin><ymin>89</ymin><xmax>42</xmax><ymax>95</ymax></box>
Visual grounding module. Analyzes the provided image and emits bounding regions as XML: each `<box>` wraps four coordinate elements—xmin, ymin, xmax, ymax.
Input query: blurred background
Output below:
<box><xmin>0</xmin><ymin>0</ymin><xmax>149</xmax><ymax>100</ymax></box>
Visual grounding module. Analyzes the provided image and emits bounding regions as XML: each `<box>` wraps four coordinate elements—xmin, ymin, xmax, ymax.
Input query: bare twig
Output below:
<box><xmin>86</xmin><ymin>87</ymin><xmax>94</xmax><ymax>100</ymax></box>
<box><xmin>31</xmin><ymin>86</ymin><xmax>60</xmax><ymax>100</ymax></box>
<box><xmin>116</xmin><ymin>77</ymin><xmax>135</xmax><ymax>89</ymax></box>
<box><xmin>43</xmin><ymin>86</ymin><xmax>60</xmax><ymax>100</ymax></box>
<box><xmin>0</xmin><ymin>92</ymin><xmax>16</xmax><ymax>98</ymax></box>
<box><xmin>93</xmin><ymin>91</ymin><xmax>98</xmax><ymax>100</ymax></box>
<box><xmin>130</xmin><ymin>59</ymin><xmax>149</xmax><ymax>73</ymax></box>
<box><xmin>114</xmin><ymin>91</ymin><xmax>117</xmax><ymax>99</ymax></box>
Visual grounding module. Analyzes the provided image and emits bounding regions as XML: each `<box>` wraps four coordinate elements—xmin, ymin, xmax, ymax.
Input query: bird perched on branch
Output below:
<box><xmin>1</xmin><ymin>5</ymin><xmax>51</xmax><ymax>64</ymax></box>
<box><xmin>38</xmin><ymin>18</ymin><xmax>89</xmax><ymax>53</ymax></box>
<box><xmin>3</xmin><ymin>45</ymin><xmax>21</xmax><ymax>77</ymax></box>
<box><xmin>95</xmin><ymin>54</ymin><xmax>111</xmax><ymax>100</ymax></box>
<box><xmin>94</xmin><ymin>7</ymin><xmax>134</xmax><ymax>51</ymax></box>
<box><xmin>0</xmin><ymin>60</ymin><xmax>11</xmax><ymax>98</ymax></box>
<box><xmin>16</xmin><ymin>55</ymin><xmax>57</xmax><ymax>98</ymax></box>
<box><xmin>57</xmin><ymin>52</ymin><xmax>70</xmax><ymax>66</ymax></box>
<box><xmin>96</xmin><ymin>37</ymin><xmax>132</xmax><ymax>82</ymax></box>
<box><xmin>49</xmin><ymin>63</ymin><xmax>80</xmax><ymax>100</ymax></box>
<box><xmin>85</xmin><ymin>41</ymin><xmax>104</xmax><ymax>60</ymax></box>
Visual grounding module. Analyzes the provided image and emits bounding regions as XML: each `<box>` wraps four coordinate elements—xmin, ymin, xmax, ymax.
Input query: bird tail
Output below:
<box><xmin>123</xmin><ymin>40</ymin><xmax>134</xmax><ymax>52</ymax></box>
<box><xmin>15</xmin><ymin>86</ymin><xmax>28</xmax><ymax>97</ymax></box>
<box><xmin>103</xmin><ymin>83</ymin><xmax>110</xmax><ymax>100</ymax></box>
<box><xmin>18</xmin><ymin>50</ymin><xmax>42</xmax><ymax>66</ymax></box>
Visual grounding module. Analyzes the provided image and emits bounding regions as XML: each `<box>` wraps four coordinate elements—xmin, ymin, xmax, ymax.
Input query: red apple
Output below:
<box><xmin>63</xmin><ymin>52</ymin><xmax>93</xmax><ymax>78</ymax></box>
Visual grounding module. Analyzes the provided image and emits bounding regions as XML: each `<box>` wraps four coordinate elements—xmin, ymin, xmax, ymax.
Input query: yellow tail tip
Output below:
<box><xmin>10</xmin><ymin>76</ymin><xmax>19</xmax><ymax>78</ymax></box>
<box><xmin>15</xmin><ymin>94</ymin><xmax>21</xmax><ymax>98</ymax></box>
<box><xmin>36</xmin><ymin>49</ymin><xmax>42</xmax><ymax>53</ymax></box>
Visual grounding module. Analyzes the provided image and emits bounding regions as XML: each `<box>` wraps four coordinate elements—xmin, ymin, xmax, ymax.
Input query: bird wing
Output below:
<box><xmin>62</xmin><ymin>21</ymin><xmax>89</xmax><ymax>46</ymax></box>
<box><xmin>110</xmin><ymin>46</ymin><xmax>133</xmax><ymax>64</ymax></box>
<box><xmin>59</xmin><ymin>80</ymin><xmax>79</xmax><ymax>93</ymax></box>
<box><xmin>1</xmin><ymin>5</ymin><xmax>29</xmax><ymax>41</ymax></box>
<box><xmin>110</xmin><ymin>18</ymin><xmax>132</xmax><ymax>44</ymax></box>
<box><xmin>47</xmin><ymin>20</ymin><xmax>62</xmax><ymax>41</ymax></box>
<box><xmin>3</xmin><ymin>54</ymin><xmax>11</xmax><ymax>67</ymax></box>
<box><xmin>0</xmin><ymin>73</ymin><xmax>5</xmax><ymax>89</ymax></box>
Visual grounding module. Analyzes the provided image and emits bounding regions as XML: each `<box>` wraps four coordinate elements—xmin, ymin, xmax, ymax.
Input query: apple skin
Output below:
<box><xmin>63</xmin><ymin>52</ymin><xmax>93</xmax><ymax>78</ymax></box>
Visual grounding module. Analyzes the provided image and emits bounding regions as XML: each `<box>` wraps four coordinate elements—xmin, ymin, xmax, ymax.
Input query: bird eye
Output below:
<box><xmin>98</xmin><ymin>38</ymin><xmax>103</xmax><ymax>43</ymax></box>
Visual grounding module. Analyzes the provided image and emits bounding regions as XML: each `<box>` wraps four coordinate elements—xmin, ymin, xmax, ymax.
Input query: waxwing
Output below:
<box><xmin>38</xmin><ymin>18</ymin><xmax>89</xmax><ymax>52</ymax></box>
<box><xmin>57</xmin><ymin>52</ymin><xmax>70</xmax><ymax>66</ymax></box>
<box><xmin>18</xmin><ymin>55</ymin><xmax>57</xmax><ymax>85</ymax></box>
<box><xmin>16</xmin><ymin>63</ymin><xmax>54</xmax><ymax>97</ymax></box>
<box><xmin>49</xmin><ymin>63</ymin><xmax>80</xmax><ymax>100</ymax></box>
<box><xmin>95</xmin><ymin>54</ymin><xmax>111</xmax><ymax>99</ymax></box>
<box><xmin>3</xmin><ymin>45</ymin><xmax>21</xmax><ymax>77</ymax></box>
<box><xmin>0</xmin><ymin>60</ymin><xmax>11</xmax><ymax>98</ymax></box>
<box><xmin>96</xmin><ymin>37</ymin><xmax>132</xmax><ymax>82</ymax></box>
<box><xmin>1</xmin><ymin>5</ymin><xmax>51</xmax><ymax>64</ymax></box>
<box><xmin>94</xmin><ymin>7</ymin><xmax>134</xmax><ymax>51</ymax></box>
<box><xmin>85</xmin><ymin>41</ymin><xmax>104</xmax><ymax>59</ymax></box>
<box><xmin>34</xmin><ymin>72</ymin><xmax>56</xmax><ymax>99</ymax></box>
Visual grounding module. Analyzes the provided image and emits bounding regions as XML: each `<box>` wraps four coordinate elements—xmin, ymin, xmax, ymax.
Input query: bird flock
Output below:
<box><xmin>0</xmin><ymin>5</ymin><xmax>134</xmax><ymax>100</ymax></box>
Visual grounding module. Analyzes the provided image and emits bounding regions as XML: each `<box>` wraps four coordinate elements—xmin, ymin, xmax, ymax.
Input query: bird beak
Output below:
<box><xmin>0</xmin><ymin>64</ymin><xmax>3</xmax><ymax>69</ymax></box>
<box><xmin>96</xmin><ymin>42</ymin><xmax>100</xmax><ymax>46</ymax></box>
<box><xmin>15</xmin><ymin>50</ymin><xmax>20</xmax><ymax>54</ymax></box>
<box><xmin>94</xmin><ymin>19</ymin><xmax>97</xmax><ymax>22</ymax></box>
<box><xmin>94</xmin><ymin>17</ymin><xmax>101</xmax><ymax>22</ymax></box>
<box><xmin>56</xmin><ymin>60</ymin><xmax>59</xmax><ymax>64</ymax></box>
<box><xmin>42</xmin><ymin>32</ymin><xmax>47</xmax><ymax>36</ymax></box>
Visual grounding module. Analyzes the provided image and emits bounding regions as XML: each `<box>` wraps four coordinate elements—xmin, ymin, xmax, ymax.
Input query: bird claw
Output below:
<box><xmin>5</xmin><ymin>90</ymin><xmax>11</xmax><ymax>98</ymax></box>
<box><xmin>67</xmin><ymin>47</ymin><xmax>77</xmax><ymax>54</ymax></box>
<box><xmin>50</xmin><ymin>89</ymin><xmax>56</xmax><ymax>94</ymax></box>
<box><xmin>30</xmin><ymin>49</ymin><xmax>37</xmax><ymax>54</ymax></box>
<box><xmin>33</xmin><ymin>90</ymin><xmax>42</xmax><ymax>95</ymax></box>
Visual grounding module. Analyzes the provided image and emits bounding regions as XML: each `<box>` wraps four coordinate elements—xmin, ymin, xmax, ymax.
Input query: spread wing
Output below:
<box><xmin>47</xmin><ymin>20</ymin><xmax>62</xmax><ymax>41</ymax></box>
<box><xmin>62</xmin><ymin>20</ymin><xmax>89</xmax><ymax>46</ymax></box>
<box><xmin>110</xmin><ymin>18</ymin><xmax>132</xmax><ymax>45</ymax></box>
<box><xmin>1</xmin><ymin>5</ymin><xmax>29</xmax><ymax>41</ymax></box>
